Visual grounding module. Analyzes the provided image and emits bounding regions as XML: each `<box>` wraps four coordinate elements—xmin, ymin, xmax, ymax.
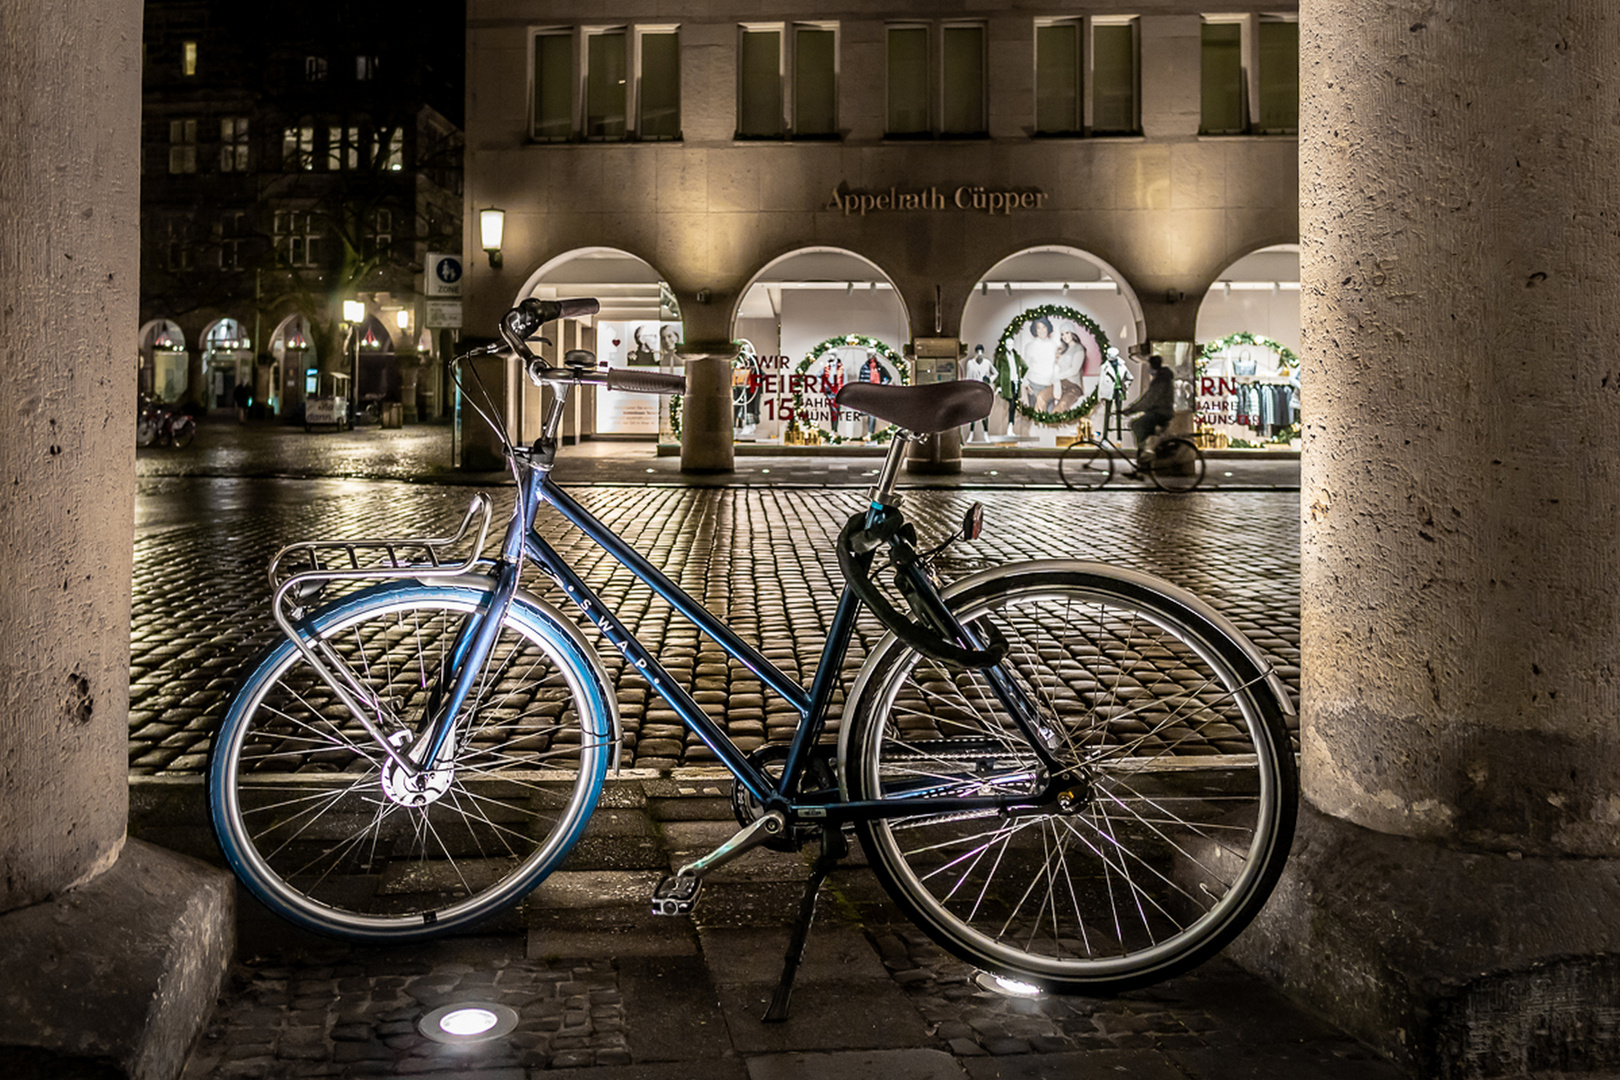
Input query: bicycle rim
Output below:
<box><xmin>1147</xmin><ymin>439</ymin><xmax>1205</xmax><ymax>493</ymax></box>
<box><xmin>1058</xmin><ymin>441</ymin><xmax>1114</xmax><ymax>491</ymax></box>
<box><xmin>848</xmin><ymin>569</ymin><xmax>1295</xmax><ymax>993</ymax></box>
<box><xmin>209</xmin><ymin>586</ymin><xmax>611</xmax><ymax>941</ymax></box>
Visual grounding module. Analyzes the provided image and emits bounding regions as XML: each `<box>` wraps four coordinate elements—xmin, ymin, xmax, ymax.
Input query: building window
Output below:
<box><xmin>1092</xmin><ymin>18</ymin><xmax>1140</xmax><ymax>134</ymax></box>
<box><xmin>1256</xmin><ymin>18</ymin><xmax>1299</xmax><ymax>133</ymax></box>
<box><xmin>886</xmin><ymin>22</ymin><xmax>985</xmax><ymax>138</ymax></box>
<box><xmin>182</xmin><ymin>41</ymin><xmax>198</xmax><ymax>77</ymax></box>
<box><xmin>166</xmin><ymin>217</ymin><xmax>195</xmax><ymax>271</ymax></box>
<box><xmin>794</xmin><ymin>24</ymin><xmax>837</xmax><ymax>137</ymax></box>
<box><xmin>327</xmin><ymin>125</ymin><xmax>355</xmax><ymax>170</ymax></box>
<box><xmin>305</xmin><ymin>55</ymin><xmax>328</xmax><ymax>82</ymax></box>
<box><xmin>530</xmin><ymin>25</ymin><xmax>681</xmax><ymax>142</ymax></box>
<box><xmin>168</xmin><ymin>119</ymin><xmax>197</xmax><ymax>174</ymax></box>
<box><xmin>739</xmin><ymin>23</ymin><xmax>837</xmax><ymax>139</ymax></box>
<box><xmin>638</xmin><ymin>29</ymin><xmax>681</xmax><ymax>139</ymax></box>
<box><xmin>219</xmin><ymin>212</ymin><xmax>246</xmax><ymax>271</ymax></box>
<box><xmin>282</xmin><ymin>124</ymin><xmax>315</xmax><ymax>170</ymax></box>
<box><xmin>941</xmin><ymin>23</ymin><xmax>986</xmax><ymax>136</ymax></box>
<box><xmin>356</xmin><ymin>55</ymin><xmax>378</xmax><ymax>81</ymax></box>
<box><xmin>273</xmin><ymin>210</ymin><xmax>321</xmax><ymax>268</ymax></box>
<box><xmin>1034</xmin><ymin>20</ymin><xmax>1081</xmax><ymax>135</ymax></box>
<box><xmin>1201</xmin><ymin>15</ymin><xmax>1297</xmax><ymax>135</ymax></box>
<box><xmin>364</xmin><ymin>208</ymin><xmax>392</xmax><ymax>259</ymax></box>
<box><xmin>219</xmin><ymin>117</ymin><xmax>250</xmax><ymax>172</ymax></box>
<box><xmin>375</xmin><ymin>127</ymin><xmax>404</xmax><ymax>170</ymax></box>
<box><xmin>532</xmin><ymin>30</ymin><xmax>572</xmax><ymax>141</ymax></box>
<box><xmin>887</xmin><ymin>25</ymin><xmax>929</xmax><ymax>137</ymax></box>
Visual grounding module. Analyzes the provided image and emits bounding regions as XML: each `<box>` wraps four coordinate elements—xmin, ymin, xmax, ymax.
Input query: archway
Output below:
<box><xmin>1194</xmin><ymin>245</ymin><xmax>1301</xmax><ymax>449</ymax></box>
<box><xmin>962</xmin><ymin>247</ymin><xmax>1143</xmax><ymax>448</ymax></box>
<box><xmin>200</xmin><ymin>317</ymin><xmax>253</xmax><ymax>415</ymax></box>
<box><xmin>517</xmin><ymin>248</ymin><xmax>682</xmax><ymax>443</ymax></box>
<box><xmin>269</xmin><ymin>314</ymin><xmax>318</xmax><ymax>418</ymax></box>
<box><xmin>733</xmin><ymin>248</ymin><xmax>910</xmax><ymax>444</ymax></box>
<box><xmin>137</xmin><ymin>319</ymin><xmax>187</xmax><ymax>401</ymax></box>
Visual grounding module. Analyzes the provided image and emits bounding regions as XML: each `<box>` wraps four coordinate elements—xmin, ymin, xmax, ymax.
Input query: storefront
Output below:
<box><xmin>1194</xmin><ymin>245</ymin><xmax>1302</xmax><ymax>450</ymax></box>
<box><xmin>201</xmin><ymin>318</ymin><xmax>253</xmax><ymax>415</ymax></box>
<box><xmin>138</xmin><ymin>319</ymin><xmax>188</xmax><ymax>402</ymax></box>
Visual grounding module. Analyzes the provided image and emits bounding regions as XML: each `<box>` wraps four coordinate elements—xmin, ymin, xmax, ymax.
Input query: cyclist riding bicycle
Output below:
<box><xmin>1122</xmin><ymin>353</ymin><xmax>1176</xmax><ymax>468</ymax></box>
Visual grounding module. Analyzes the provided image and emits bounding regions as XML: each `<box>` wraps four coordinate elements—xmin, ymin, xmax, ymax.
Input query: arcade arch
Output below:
<box><xmin>1194</xmin><ymin>244</ymin><xmax>1302</xmax><ymax>449</ymax></box>
<box><xmin>138</xmin><ymin>319</ymin><xmax>187</xmax><ymax>401</ymax></box>
<box><xmin>733</xmin><ymin>248</ymin><xmax>910</xmax><ymax>444</ymax></box>
<box><xmin>269</xmin><ymin>314</ymin><xmax>318</xmax><ymax>417</ymax></box>
<box><xmin>961</xmin><ymin>247</ymin><xmax>1144</xmax><ymax>448</ymax></box>
<box><xmin>515</xmin><ymin>248</ymin><xmax>682</xmax><ymax>442</ymax></box>
<box><xmin>200</xmin><ymin>317</ymin><xmax>253</xmax><ymax>415</ymax></box>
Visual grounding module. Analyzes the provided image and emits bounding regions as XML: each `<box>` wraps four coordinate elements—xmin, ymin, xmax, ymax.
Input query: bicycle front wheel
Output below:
<box><xmin>845</xmin><ymin>566</ymin><xmax>1295</xmax><ymax>994</ymax></box>
<box><xmin>1146</xmin><ymin>437</ymin><xmax>1206</xmax><ymax>493</ymax></box>
<box><xmin>1058</xmin><ymin>440</ymin><xmax>1114</xmax><ymax>491</ymax></box>
<box><xmin>208</xmin><ymin>583</ymin><xmax>613</xmax><ymax>942</ymax></box>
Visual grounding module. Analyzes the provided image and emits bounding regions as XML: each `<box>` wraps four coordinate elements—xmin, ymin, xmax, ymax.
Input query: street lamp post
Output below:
<box><xmin>343</xmin><ymin>299</ymin><xmax>365</xmax><ymax>425</ymax></box>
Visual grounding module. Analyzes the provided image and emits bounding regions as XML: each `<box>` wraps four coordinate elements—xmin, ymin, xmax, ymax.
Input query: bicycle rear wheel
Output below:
<box><xmin>845</xmin><ymin>565</ymin><xmax>1295</xmax><ymax>994</ymax></box>
<box><xmin>209</xmin><ymin>582</ymin><xmax>613</xmax><ymax>941</ymax></box>
<box><xmin>1146</xmin><ymin>437</ymin><xmax>1205</xmax><ymax>493</ymax></box>
<box><xmin>1058</xmin><ymin>440</ymin><xmax>1114</xmax><ymax>491</ymax></box>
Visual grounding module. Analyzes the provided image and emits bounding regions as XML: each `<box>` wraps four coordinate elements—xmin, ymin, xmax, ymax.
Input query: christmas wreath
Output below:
<box><xmin>1198</xmin><ymin>332</ymin><xmax>1300</xmax><ymax>379</ymax></box>
<box><xmin>788</xmin><ymin>335</ymin><xmax>910</xmax><ymax>445</ymax></box>
<box><xmin>992</xmin><ymin>304</ymin><xmax>1105</xmax><ymax>426</ymax></box>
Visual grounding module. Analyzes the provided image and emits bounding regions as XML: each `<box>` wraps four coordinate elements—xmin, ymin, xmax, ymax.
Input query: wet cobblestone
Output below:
<box><xmin>132</xmin><ymin>480</ymin><xmax>1298</xmax><ymax>775</ymax></box>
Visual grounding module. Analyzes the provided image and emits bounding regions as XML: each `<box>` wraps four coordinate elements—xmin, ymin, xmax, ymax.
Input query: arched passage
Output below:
<box><xmin>138</xmin><ymin>318</ymin><xmax>187</xmax><ymax>401</ymax></box>
<box><xmin>514</xmin><ymin>248</ymin><xmax>681</xmax><ymax>443</ymax></box>
<box><xmin>962</xmin><ymin>247</ymin><xmax>1144</xmax><ymax>448</ymax></box>
<box><xmin>200</xmin><ymin>317</ymin><xmax>253</xmax><ymax>415</ymax></box>
<box><xmin>1194</xmin><ymin>245</ymin><xmax>1302</xmax><ymax>449</ymax></box>
<box><xmin>733</xmin><ymin>248</ymin><xmax>910</xmax><ymax>444</ymax></box>
<box><xmin>269</xmin><ymin>314</ymin><xmax>319</xmax><ymax>418</ymax></box>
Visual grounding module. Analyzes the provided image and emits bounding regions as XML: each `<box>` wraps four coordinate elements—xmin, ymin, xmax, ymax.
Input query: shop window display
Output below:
<box><xmin>1196</xmin><ymin>332</ymin><xmax>1300</xmax><ymax>448</ymax></box>
<box><xmin>789</xmin><ymin>335</ymin><xmax>909</xmax><ymax>444</ymax></box>
<box><xmin>991</xmin><ymin>304</ymin><xmax>1111</xmax><ymax>433</ymax></box>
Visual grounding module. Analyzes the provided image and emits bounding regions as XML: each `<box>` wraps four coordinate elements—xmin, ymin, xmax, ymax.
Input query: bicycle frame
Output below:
<box><xmin>406</xmin><ymin>414</ymin><xmax>1062</xmax><ymax>828</ymax></box>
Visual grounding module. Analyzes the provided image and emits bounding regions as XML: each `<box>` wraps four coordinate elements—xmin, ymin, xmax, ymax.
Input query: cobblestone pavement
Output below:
<box><xmin>130</xmin><ymin>478</ymin><xmax>1299</xmax><ymax>775</ymax></box>
<box><xmin>125</xmin><ymin>430</ymin><xmax>1386</xmax><ymax>1080</ymax></box>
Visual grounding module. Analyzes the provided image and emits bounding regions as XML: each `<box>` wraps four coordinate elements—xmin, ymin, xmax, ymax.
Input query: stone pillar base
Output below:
<box><xmin>1227</xmin><ymin>802</ymin><xmax>1620</xmax><ymax>1078</ymax></box>
<box><xmin>679</xmin><ymin>354</ymin><xmax>735</xmax><ymax>473</ymax></box>
<box><xmin>0</xmin><ymin>839</ymin><xmax>234</xmax><ymax>1080</ymax></box>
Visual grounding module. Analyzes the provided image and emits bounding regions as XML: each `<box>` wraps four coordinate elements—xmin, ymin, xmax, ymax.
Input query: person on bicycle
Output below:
<box><xmin>1122</xmin><ymin>354</ymin><xmax>1176</xmax><ymax>466</ymax></box>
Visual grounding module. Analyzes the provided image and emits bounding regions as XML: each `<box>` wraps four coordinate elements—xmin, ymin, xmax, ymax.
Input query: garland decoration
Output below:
<box><xmin>789</xmin><ymin>334</ymin><xmax>910</xmax><ymax>444</ymax></box>
<box><xmin>992</xmin><ymin>304</ymin><xmax>1107</xmax><ymax>426</ymax></box>
<box><xmin>1199</xmin><ymin>331</ymin><xmax>1300</xmax><ymax>379</ymax></box>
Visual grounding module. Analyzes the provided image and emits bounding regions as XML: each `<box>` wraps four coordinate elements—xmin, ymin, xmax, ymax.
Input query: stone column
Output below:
<box><xmin>1232</xmin><ymin>4</ymin><xmax>1620</xmax><ymax>1075</ymax></box>
<box><xmin>679</xmin><ymin>343</ymin><xmax>736</xmax><ymax>473</ymax></box>
<box><xmin>0</xmin><ymin>3</ymin><xmax>232</xmax><ymax>1075</ymax></box>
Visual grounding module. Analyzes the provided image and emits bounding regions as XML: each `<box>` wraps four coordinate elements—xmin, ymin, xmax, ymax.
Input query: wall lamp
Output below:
<box><xmin>479</xmin><ymin>207</ymin><xmax>505</xmax><ymax>268</ymax></box>
<box><xmin>342</xmin><ymin>299</ymin><xmax>366</xmax><ymax>325</ymax></box>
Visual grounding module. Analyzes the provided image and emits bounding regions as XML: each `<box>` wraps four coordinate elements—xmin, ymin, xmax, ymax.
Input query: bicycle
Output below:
<box><xmin>136</xmin><ymin>395</ymin><xmax>197</xmax><ymax>449</ymax></box>
<box><xmin>207</xmin><ymin>297</ymin><xmax>1297</xmax><ymax>1015</ymax></box>
<box><xmin>1059</xmin><ymin>428</ymin><xmax>1206</xmax><ymax>493</ymax></box>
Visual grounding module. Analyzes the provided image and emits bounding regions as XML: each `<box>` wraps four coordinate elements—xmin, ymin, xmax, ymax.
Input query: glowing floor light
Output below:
<box><xmin>417</xmin><ymin>1002</ymin><xmax>519</xmax><ymax>1044</ymax></box>
<box><xmin>973</xmin><ymin>970</ymin><xmax>1045</xmax><ymax>998</ymax></box>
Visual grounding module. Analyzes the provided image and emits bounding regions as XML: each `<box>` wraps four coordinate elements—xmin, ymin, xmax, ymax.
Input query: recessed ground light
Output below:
<box><xmin>417</xmin><ymin>1002</ymin><xmax>519</xmax><ymax>1044</ymax></box>
<box><xmin>973</xmin><ymin>971</ymin><xmax>1044</xmax><ymax>998</ymax></box>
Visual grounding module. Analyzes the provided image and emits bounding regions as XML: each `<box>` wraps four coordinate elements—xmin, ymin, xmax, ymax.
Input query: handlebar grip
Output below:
<box><xmin>606</xmin><ymin>368</ymin><xmax>687</xmax><ymax>395</ymax></box>
<box><xmin>519</xmin><ymin>296</ymin><xmax>601</xmax><ymax>324</ymax></box>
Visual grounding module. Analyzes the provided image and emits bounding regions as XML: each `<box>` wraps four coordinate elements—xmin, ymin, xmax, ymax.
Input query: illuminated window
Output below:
<box><xmin>219</xmin><ymin>117</ymin><xmax>249</xmax><ymax>172</ymax></box>
<box><xmin>282</xmin><ymin>124</ymin><xmax>315</xmax><ymax>170</ymax></box>
<box><xmin>182</xmin><ymin>41</ymin><xmax>198</xmax><ymax>77</ymax></box>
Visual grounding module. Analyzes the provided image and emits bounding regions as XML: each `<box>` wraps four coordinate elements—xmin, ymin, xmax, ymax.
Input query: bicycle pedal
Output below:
<box><xmin>651</xmin><ymin>873</ymin><xmax>701</xmax><ymax>916</ymax></box>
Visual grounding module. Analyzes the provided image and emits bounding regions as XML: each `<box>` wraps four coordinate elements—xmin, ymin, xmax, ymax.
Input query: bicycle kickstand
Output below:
<box><xmin>763</xmin><ymin>824</ymin><xmax>850</xmax><ymax>1023</ymax></box>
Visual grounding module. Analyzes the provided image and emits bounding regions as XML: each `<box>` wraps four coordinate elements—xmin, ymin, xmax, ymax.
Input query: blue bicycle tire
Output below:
<box><xmin>208</xmin><ymin>581</ymin><xmax>613</xmax><ymax>942</ymax></box>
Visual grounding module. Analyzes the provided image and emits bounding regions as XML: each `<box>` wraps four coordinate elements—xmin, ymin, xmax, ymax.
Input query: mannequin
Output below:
<box><xmin>965</xmin><ymin>344</ymin><xmax>994</xmax><ymax>442</ymax></box>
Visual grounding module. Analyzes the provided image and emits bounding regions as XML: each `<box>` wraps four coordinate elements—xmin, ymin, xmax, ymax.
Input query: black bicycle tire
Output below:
<box><xmin>1146</xmin><ymin>438</ymin><xmax>1206</xmax><ymax>493</ymax></box>
<box><xmin>1058</xmin><ymin>440</ymin><xmax>1114</xmax><ymax>491</ymax></box>
<box><xmin>845</xmin><ymin>566</ymin><xmax>1297</xmax><ymax>995</ymax></box>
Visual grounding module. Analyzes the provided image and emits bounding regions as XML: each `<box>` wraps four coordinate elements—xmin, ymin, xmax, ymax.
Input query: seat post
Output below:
<box><xmin>867</xmin><ymin>434</ymin><xmax>912</xmax><ymax>508</ymax></box>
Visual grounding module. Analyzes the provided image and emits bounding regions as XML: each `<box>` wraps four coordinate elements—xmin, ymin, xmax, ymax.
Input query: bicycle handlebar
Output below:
<box><xmin>605</xmin><ymin>367</ymin><xmax>687</xmax><ymax>395</ymax></box>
